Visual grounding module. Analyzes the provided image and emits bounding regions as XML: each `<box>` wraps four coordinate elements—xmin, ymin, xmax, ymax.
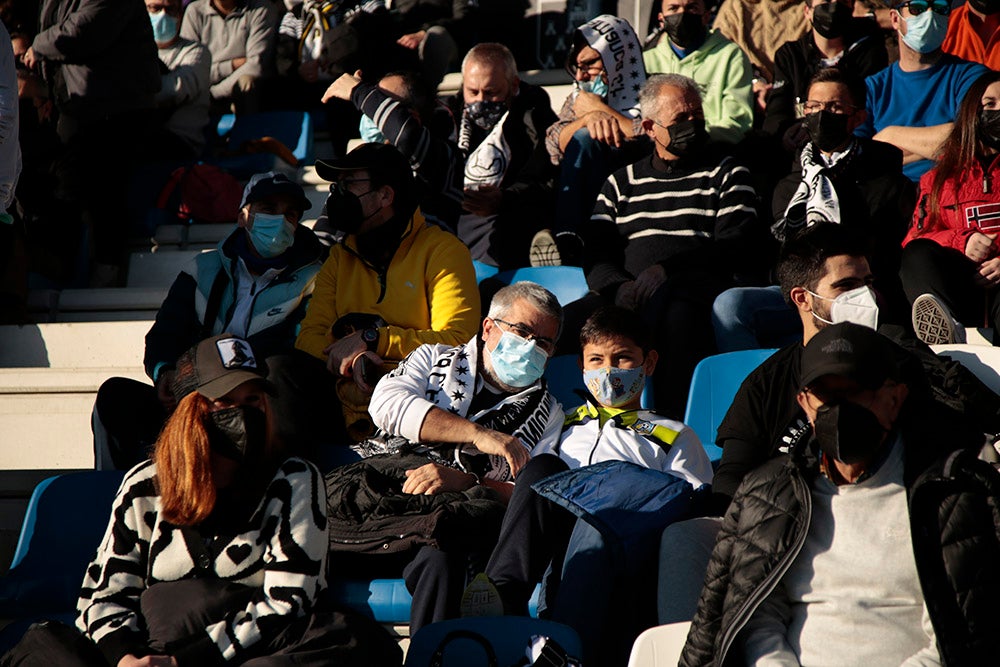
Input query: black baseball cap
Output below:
<box><xmin>171</xmin><ymin>334</ymin><xmax>273</xmax><ymax>401</ymax></box>
<box><xmin>240</xmin><ymin>171</ymin><xmax>312</xmax><ymax>213</ymax></box>
<box><xmin>314</xmin><ymin>143</ymin><xmax>417</xmax><ymax>209</ymax></box>
<box><xmin>800</xmin><ymin>322</ymin><xmax>899</xmax><ymax>391</ymax></box>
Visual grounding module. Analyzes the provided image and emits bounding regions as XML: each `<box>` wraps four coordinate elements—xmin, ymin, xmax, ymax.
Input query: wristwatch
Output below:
<box><xmin>361</xmin><ymin>327</ymin><xmax>379</xmax><ymax>353</ymax></box>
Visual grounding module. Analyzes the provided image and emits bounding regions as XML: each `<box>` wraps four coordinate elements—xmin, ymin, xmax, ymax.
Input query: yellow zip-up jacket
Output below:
<box><xmin>296</xmin><ymin>211</ymin><xmax>480</xmax><ymax>370</ymax></box>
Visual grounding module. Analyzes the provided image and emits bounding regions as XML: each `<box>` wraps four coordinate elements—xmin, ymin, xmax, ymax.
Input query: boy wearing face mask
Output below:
<box><xmin>682</xmin><ymin>322</ymin><xmax>997</xmax><ymax>667</ymax></box>
<box><xmin>147</xmin><ymin>0</ymin><xmax>210</xmax><ymax>159</ymax></box>
<box><xmin>855</xmin><ymin>0</ymin><xmax>986</xmax><ymax>181</ymax></box>
<box><xmin>92</xmin><ymin>172</ymin><xmax>323</xmax><ymax>470</ymax></box>
<box><xmin>642</xmin><ymin>0</ymin><xmax>754</xmax><ymax>146</ymax></box>
<box><xmin>943</xmin><ymin>0</ymin><xmax>1000</xmax><ymax>69</ymax></box>
<box><xmin>763</xmin><ymin>0</ymin><xmax>887</xmax><ymax>146</ymax></box>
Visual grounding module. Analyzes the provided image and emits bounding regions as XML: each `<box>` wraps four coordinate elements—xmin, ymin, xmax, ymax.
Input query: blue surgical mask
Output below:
<box><xmin>583</xmin><ymin>366</ymin><xmax>646</xmax><ymax>408</ymax></box>
<box><xmin>149</xmin><ymin>11</ymin><xmax>179</xmax><ymax>44</ymax></box>
<box><xmin>359</xmin><ymin>114</ymin><xmax>386</xmax><ymax>144</ymax></box>
<box><xmin>486</xmin><ymin>331</ymin><xmax>548</xmax><ymax>388</ymax></box>
<box><xmin>578</xmin><ymin>76</ymin><xmax>609</xmax><ymax>98</ymax></box>
<box><xmin>248</xmin><ymin>213</ymin><xmax>294</xmax><ymax>258</ymax></box>
<box><xmin>900</xmin><ymin>10</ymin><xmax>948</xmax><ymax>53</ymax></box>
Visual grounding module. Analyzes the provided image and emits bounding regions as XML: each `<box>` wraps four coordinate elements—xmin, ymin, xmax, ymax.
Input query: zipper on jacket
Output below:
<box><xmin>329</xmin><ymin>530</ymin><xmax>428</xmax><ymax>547</ymax></box>
<box><xmin>715</xmin><ymin>471</ymin><xmax>812</xmax><ymax>665</ymax></box>
<box><xmin>984</xmin><ymin>170</ymin><xmax>991</xmax><ymax>195</ymax></box>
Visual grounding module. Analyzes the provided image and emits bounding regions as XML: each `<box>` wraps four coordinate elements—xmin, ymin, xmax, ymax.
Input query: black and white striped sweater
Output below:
<box><xmin>75</xmin><ymin>457</ymin><xmax>328</xmax><ymax>666</ymax></box>
<box><xmin>584</xmin><ymin>151</ymin><xmax>760</xmax><ymax>296</ymax></box>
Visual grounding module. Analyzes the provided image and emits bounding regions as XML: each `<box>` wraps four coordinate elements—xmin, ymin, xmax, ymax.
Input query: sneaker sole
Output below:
<box><xmin>529</xmin><ymin>235</ymin><xmax>562</xmax><ymax>267</ymax></box>
<box><xmin>912</xmin><ymin>295</ymin><xmax>957</xmax><ymax>345</ymax></box>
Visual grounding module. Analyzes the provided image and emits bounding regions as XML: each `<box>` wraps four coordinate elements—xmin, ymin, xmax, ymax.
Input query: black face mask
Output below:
<box><xmin>811</xmin><ymin>2</ymin><xmax>852</xmax><ymax>39</ymax></box>
<box><xmin>970</xmin><ymin>0</ymin><xmax>1000</xmax><ymax>15</ymax></box>
<box><xmin>464</xmin><ymin>100</ymin><xmax>507</xmax><ymax>131</ymax></box>
<box><xmin>666</xmin><ymin>118</ymin><xmax>709</xmax><ymax>158</ymax></box>
<box><xmin>979</xmin><ymin>108</ymin><xmax>1000</xmax><ymax>149</ymax></box>
<box><xmin>812</xmin><ymin>401</ymin><xmax>887</xmax><ymax>465</ymax></box>
<box><xmin>206</xmin><ymin>405</ymin><xmax>267</xmax><ymax>463</ymax></box>
<box><xmin>325</xmin><ymin>183</ymin><xmax>373</xmax><ymax>236</ymax></box>
<box><xmin>803</xmin><ymin>110</ymin><xmax>852</xmax><ymax>152</ymax></box>
<box><xmin>662</xmin><ymin>12</ymin><xmax>707</xmax><ymax>50</ymax></box>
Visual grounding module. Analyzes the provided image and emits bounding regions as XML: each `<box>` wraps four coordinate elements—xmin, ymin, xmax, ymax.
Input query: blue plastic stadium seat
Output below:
<box><xmin>473</xmin><ymin>260</ymin><xmax>500</xmax><ymax>284</ymax></box>
<box><xmin>683</xmin><ymin>349</ymin><xmax>777</xmax><ymax>460</ymax></box>
<box><xmin>211</xmin><ymin>111</ymin><xmax>314</xmax><ymax>178</ymax></box>
<box><xmin>493</xmin><ymin>267</ymin><xmax>590</xmax><ymax>306</ymax></box>
<box><xmin>403</xmin><ymin>616</ymin><xmax>582</xmax><ymax>667</ymax></box>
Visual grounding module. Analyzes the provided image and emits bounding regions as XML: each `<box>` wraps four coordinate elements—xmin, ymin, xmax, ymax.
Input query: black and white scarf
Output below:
<box><xmin>774</xmin><ymin>139</ymin><xmax>859</xmax><ymax>241</ymax></box>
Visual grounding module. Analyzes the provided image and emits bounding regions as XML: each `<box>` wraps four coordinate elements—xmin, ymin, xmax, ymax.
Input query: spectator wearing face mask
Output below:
<box><xmin>943</xmin><ymin>0</ymin><xmax>1000</xmax><ymax>69</ymax></box>
<box><xmin>643</xmin><ymin>0</ymin><xmax>753</xmax><ymax>146</ymax></box>
<box><xmin>146</xmin><ymin>0</ymin><xmax>211</xmax><ymax>159</ymax></box>
<box><xmin>444</xmin><ymin>42</ymin><xmax>559</xmax><ymax>270</ymax></box>
<box><xmin>763</xmin><ymin>0</ymin><xmax>887</xmax><ymax>149</ymax></box>
<box><xmin>530</xmin><ymin>14</ymin><xmax>649</xmax><ymax>268</ymax></box>
<box><xmin>92</xmin><ymin>173</ymin><xmax>324</xmax><ymax>471</ymax></box>
<box><xmin>855</xmin><ymin>0</ymin><xmax>987</xmax><ymax>182</ymax></box>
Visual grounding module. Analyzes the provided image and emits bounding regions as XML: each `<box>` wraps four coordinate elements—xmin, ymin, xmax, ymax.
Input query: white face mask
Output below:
<box><xmin>807</xmin><ymin>285</ymin><xmax>879</xmax><ymax>330</ymax></box>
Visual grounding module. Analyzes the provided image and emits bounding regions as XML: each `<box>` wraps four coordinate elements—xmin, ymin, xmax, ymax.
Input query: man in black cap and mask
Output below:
<box><xmin>268</xmin><ymin>143</ymin><xmax>480</xmax><ymax>462</ymax></box>
<box><xmin>579</xmin><ymin>73</ymin><xmax>760</xmax><ymax>416</ymax></box>
<box><xmin>681</xmin><ymin>321</ymin><xmax>1000</xmax><ymax>667</ymax></box>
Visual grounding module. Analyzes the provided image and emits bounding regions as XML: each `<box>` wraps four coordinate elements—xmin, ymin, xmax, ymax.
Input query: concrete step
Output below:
<box><xmin>0</xmin><ymin>322</ymin><xmax>150</xmax><ymax>369</ymax></box>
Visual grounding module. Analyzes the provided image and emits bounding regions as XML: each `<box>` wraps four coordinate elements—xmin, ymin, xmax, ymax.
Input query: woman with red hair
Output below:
<box><xmin>2</xmin><ymin>335</ymin><xmax>400</xmax><ymax>667</ymax></box>
<box><xmin>902</xmin><ymin>71</ymin><xmax>1000</xmax><ymax>345</ymax></box>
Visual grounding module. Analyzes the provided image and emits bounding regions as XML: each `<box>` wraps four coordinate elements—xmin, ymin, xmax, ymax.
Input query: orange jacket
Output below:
<box><xmin>943</xmin><ymin>3</ymin><xmax>1000</xmax><ymax>70</ymax></box>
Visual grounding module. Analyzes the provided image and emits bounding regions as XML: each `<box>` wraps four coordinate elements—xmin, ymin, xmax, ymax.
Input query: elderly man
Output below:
<box><xmin>270</xmin><ymin>143</ymin><xmax>480</xmax><ymax>456</ymax></box>
<box><xmin>445</xmin><ymin>42</ymin><xmax>558</xmax><ymax>269</ymax></box>
<box><xmin>581</xmin><ymin>73</ymin><xmax>760</xmax><ymax>416</ymax></box>
<box><xmin>93</xmin><ymin>172</ymin><xmax>323</xmax><ymax>470</ymax></box>
<box><xmin>643</xmin><ymin>0</ymin><xmax>754</xmax><ymax>146</ymax></box>
<box><xmin>681</xmin><ymin>322</ymin><xmax>1000</xmax><ymax>666</ymax></box>
<box><xmin>855</xmin><ymin>0</ymin><xmax>986</xmax><ymax>181</ymax></box>
<box><xmin>325</xmin><ymin>282</ymin><xmax>565</xmax><ymax>633</ymax></box>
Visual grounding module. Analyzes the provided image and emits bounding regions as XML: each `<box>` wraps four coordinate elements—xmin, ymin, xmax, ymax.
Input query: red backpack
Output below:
<box><xmin>155</xmin><ymin>164</ymin><xmax>244</xmax><ymax>225</ymax></box>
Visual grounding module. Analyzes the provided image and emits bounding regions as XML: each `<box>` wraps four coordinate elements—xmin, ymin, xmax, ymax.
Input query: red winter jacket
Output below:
<box><xmin>905</xmin><ymin>155</ymin><xmax>1000</xmax><ymax>255</ymax></box>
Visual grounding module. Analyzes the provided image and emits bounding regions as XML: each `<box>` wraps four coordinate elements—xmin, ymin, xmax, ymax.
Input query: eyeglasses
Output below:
<box><xmin>329</xmin><ymin>178</ymin><xmax>372</xmax><ymax>193</ymax></box>
<box><xmin>802</xmin><ymin>100</ymin><xmax>860</xmax><ymax>114</ymax></box>
<box><xmin>566</xmin><ymin>56</ymin><xmax>604</xmax><ymax>77</ymax></box>
<box><xmin>492</xmin><ymin>318</ymin><xmax>556</xmax><ymax>354</ymax></box>
<box><xmin>895</xmin><ymin>0</ymin><xmax>950</xmax><ymax>16</ymax></box>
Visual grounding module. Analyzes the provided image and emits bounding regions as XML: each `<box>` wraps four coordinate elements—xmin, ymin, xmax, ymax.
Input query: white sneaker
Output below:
<box><xmin>529</xmin><ymin>229</ymin><xmax>562</xmax><ymax>267</ymax></box>
<box><xmin>912</xmin><ymin>293</ymin><xmax>966</xmax><ymax>345</ymax></box>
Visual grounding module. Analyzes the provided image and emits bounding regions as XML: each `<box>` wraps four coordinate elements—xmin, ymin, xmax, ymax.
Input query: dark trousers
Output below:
<box><xmin>900</xmin><ymin>238</ymin><xmax>1000</xmax><ymax>331</ymax></box>
<box><xmin>92</xmin><ymin>377</ymin><xmax>166</xmax><ymax>471</ymax></box>
<box><xmin>0</xmin><ymin>580</ymin><xmax>402</xmax><ymax>667</ymax></box>
<box><xmin>485</xmin><ymin>454</ymin><xmax>574</xmax><ymax>616</ymax></box>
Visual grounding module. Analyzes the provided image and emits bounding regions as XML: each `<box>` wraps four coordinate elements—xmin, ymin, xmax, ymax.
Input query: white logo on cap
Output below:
<box><xmin>821</xmin><ymin>339</ymin><xmax>853</xmax><ymax>354</ymax></box>
<box><xmin>216</xmin><ymin>338</ymin><xmax>257</xmax><ymax>369</ymax></box>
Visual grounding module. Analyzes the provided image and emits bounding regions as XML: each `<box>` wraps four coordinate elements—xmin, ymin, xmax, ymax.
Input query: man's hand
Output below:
<box><xmin>583</xmin><ymin>110</ymin><xmax>625</xmax><ymax>148</ymax></box>
<box><xmin>781</xmin><ymin>121</ymin><xmax>810</xmax><ymax>153</ymax></box>
<box><xmin>402</xmin><ymin>462</ymin><xmax>476</xmax><ymax>495</ymax></box>
<box><xmin>321</xmin><ymin>70</ymin><xmax>362</xmax><ymax>104</ymax></box>
<box><xmin>615</xmin><ymin>280</ymin><xmax>639</xmax><ymax>310</ymax></box>
<box><xmin>118</xmin><ymin>655</ymin><xmax>177</xmax><ymax>667</ymax></box>
<box><xmin>231</xmin><ymin>56</ymin><xmax>247</xmax><ymax>70</ymax></box>
<box><xmin>397</xmin><ymin>30</ymin><xmax>426</xmax><ymax>50</ymax></box>
<box><xmin>470</xmin><ymin>427</ymin><xmax>529</xmax><ymax>478</ymax></box>
<box><xmin>463</xmin><ymin>185</ymin><xmax>503</xmax><ymax>216</ymax></box>
<box><xmin>351</xmin><ymin>351</ymin><xmax>384</xmax><ymax>394</ymax></box>
<box><xmin>632</xmin><ymin>264</ymin><xmax>667</xmax><ymax>306</ymax></box>
<box><xmin>752</xmin><ymin>79</ymin><xmax>771</xmax><ymax>111</ymax></box>
<box><xmin>323</xmin><ymin>332</ymin><xmax>367</xmax><ymax>377</ymax></box>
<box><xmin>299</xmin><ymin>59</ymin><xmax>320</xmax><ymax>84</ymax></box>
<box><xmin>155</xmin><ymin>369</ymin><xmax>177</xmax><ymax>412</ymax></box>
<box><xmin>572</xmin><ymin>90</ymin><xmax>607</xmax><ymax>116</ymax></box>
<box><xmin>966</xmin><ymin>231</ymin><xmax>997</xmax><ymax>263</ymax></box>
<box><xmin>978</xmin><ymin>257</ymin><xmax>1000</xmax><ymax>286</ymax></box>
<box><xmin>22</xmin><ymin>47</ymin><xmax>37</xmax><ymax>70</ymax></box>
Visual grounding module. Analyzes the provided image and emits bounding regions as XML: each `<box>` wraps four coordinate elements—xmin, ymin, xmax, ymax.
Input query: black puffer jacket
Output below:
<box><xmin>681</xmin><ymin>409</ymin><xmax>999</xmax><ymax>667</ymax></box>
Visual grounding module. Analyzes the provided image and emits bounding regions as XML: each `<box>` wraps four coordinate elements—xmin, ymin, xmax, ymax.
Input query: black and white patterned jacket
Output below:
<box><xmin>75</xmin><ymin>457</ymin><xmax>328</xmax><ymax>666</ymax></box>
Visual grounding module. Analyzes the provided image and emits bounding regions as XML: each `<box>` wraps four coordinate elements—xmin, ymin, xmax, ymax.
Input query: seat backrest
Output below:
<box><xmin>626</xmin><ymin>621</ymin><xmax>692</xmax><ymax>667</ymax></box>
<box><xmin>930</xmin><ymin>344</ymin><xmax>1000</xmax><ymax>394</ymax></box>
<box><xmin>493</xmin><ymin>267</ymin><xmax>590</xmax><ymax>306</ymax></box>
<box><xmin>404</xmin><ymin>616</ymin><xmax>583</xmax><ymax>667</ymax></box>
<box><xmin>473</xmin><ymin>260</ymin><xmax>499</xmax><ymax>284</ymax></box>
<box><xmin>543</xmin><ymin>354</ymin><xmax>653</xmax><ymax>412</ymax></box>
<box><xmin>0</xmin><ymin>470</ymin><xmax>125</xmax><ymax>615</ymax></box>
<box><xmin>683</xmin><ymin>349</ymin><xmax>777</xmax><ymax>460</ymax></box>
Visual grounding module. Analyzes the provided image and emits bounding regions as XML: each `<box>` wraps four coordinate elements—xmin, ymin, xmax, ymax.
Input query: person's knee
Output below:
<box><xmin>900</xmin><ymin>238</ymin><xmax>943</xmax><ymax>273</ymax></box>
<box><xmin>517</xmin><ymin>454</ymin><xmax>569</xmax><ymax>486</ymax></box>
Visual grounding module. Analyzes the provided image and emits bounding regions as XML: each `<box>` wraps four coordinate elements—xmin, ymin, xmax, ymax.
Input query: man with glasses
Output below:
<box><xmin>643</xmin><ymin>0</ymin><xmax>754</xmax><ymax>146</ymax></box>
<box><xmin>580</xmin><ymin>73</ymin><xmax>760</xmax><ymax>417</ymax></box>
<box><xmin>267</xmin><ymin>143</ymin><xmax>480</xmax><ymax>460</ymax></box>
<box><xmin>763</xmin><ymin>0</ymin><xmax>887</xmax><ymax>147</ymax></box>
<box><xmin>855</xmin><ymin>0</ymin><xmax>986</xmax><ymax>181</ymax></box>
<box><xmin>943</xmin><ymin>0</ymin><xmax>1000</xmax><ymax>69</ymax></box>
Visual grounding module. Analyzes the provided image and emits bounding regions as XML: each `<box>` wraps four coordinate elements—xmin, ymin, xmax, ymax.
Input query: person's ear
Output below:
<box><xmin>847</xmin><ymin>108</ymin><xmax>868</xmax><ymax>133</ymax></box>
<box><xmin>642</xmin><ymin>349</ymin><xmax>659</xmax><ymax>377</ymax></box>
<box><xmin>796</xmin><ymin>390</ymin><xmax>815</xmax><ymax>423</ymax></box>
<box><xmin>657</xmin><ymin>11</ymin><xmax>665</xmax><ymax>26</ymax></box>
<box><xmin>890</xmin><ymin>7</ymin><xmax>903</xmax><ymax>31</ymax></box>
<box><xmin>884</xmin><ymin>381</ymin><xmax>909</xmax><ymax>424</ymax></box>
<box><xmin>641</xmin><ymin>118</ymin><xmax>656</xmax><ymax>137</ymax></box>
<box><xmin>789</xmin><ymin>286</ymin><xmax>812</xmax><ymax>313</ymax></box>
<box><xmin>237</xmin><ymin>205</ymin><xmax>251</xmax><ymax>229</ymax></box>
<box><xmin>378</xmin><ymin>185</ymin><xmax>395</xmax><ymax>209</ymax></box>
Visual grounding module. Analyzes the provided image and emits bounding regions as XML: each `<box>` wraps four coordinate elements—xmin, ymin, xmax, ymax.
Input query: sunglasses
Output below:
<box><xmin>895</xmin><ymin>0</ymin><xmax>950</xmax><ymax>15</ymax></box>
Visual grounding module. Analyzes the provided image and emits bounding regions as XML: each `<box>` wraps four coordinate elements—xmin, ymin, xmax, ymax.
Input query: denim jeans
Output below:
<box><xmin>711</xmin><ymin>285</ymin><xmax>802</xmax><ymax>352</ymax></box>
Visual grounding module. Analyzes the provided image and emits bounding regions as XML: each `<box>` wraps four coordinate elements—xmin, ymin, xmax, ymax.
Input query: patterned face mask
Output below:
<box><xmin>583</xmin><ymin>365</ymin><xmax>645</xmax><ymax>408</ymax></box>
<box><xmin>464</xmin><ymin>100</ymin><xmax>508</xmax><ymax>131</ymax></box>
